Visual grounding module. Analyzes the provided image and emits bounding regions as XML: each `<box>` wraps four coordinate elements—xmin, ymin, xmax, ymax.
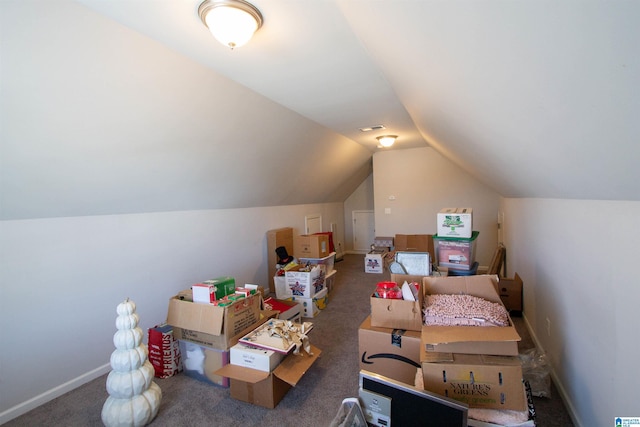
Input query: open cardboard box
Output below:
<box><xmin>216</xmin><ymin>345</ymin><xmax>322</xmax><ymax>408</ymax></box>
<box><xmin>370</xmin><ymin>279</ymin><xmax>424</xmax><ymax>332</ymax></box>
<box><xmin>166</xmin><ymin>293</ymin><xmax>263</xmax><ymax>350</ymax></box>
<box><xmin>421</xmin><ymin>275</ymin><xmax>521</xmax><ymax>356</ymax></box>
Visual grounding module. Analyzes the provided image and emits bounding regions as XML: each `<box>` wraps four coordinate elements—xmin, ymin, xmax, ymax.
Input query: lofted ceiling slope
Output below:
<box><xmin>2</xmin><ymin>1</ymin><xmax>640</xmax><ymax>221</ymax></box>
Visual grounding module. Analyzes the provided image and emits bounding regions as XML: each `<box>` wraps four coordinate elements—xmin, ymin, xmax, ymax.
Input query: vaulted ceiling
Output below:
<box><xmin>2</xmin><ymin>1</ymin><xmax>639</xmax><ymax>220</ymax></box>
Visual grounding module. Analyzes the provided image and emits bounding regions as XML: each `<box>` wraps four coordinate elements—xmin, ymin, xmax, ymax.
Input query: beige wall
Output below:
<box><xmin>372</xmin><ymin>147</ymin><xmax>502</xmax><ymax>267</ymax></box>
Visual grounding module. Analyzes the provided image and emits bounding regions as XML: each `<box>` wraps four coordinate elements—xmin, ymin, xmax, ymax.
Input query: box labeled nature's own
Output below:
<box><xmin>179</xmin><ymin>339</ymin><xmax>230</xmax><ymax>387</ymax></box>
<box><xmin>285</xmin><ymin>287</ymin><xmax>328</xmax><ymax>318</ymax></box>
<box><xmin>365</xmin><ymin>250</ymin><xmax>385</xmax><ymax>274</ymax></box>
<box><xmin>370</xmin><ymin>281</ymin><xmax>424</xmax><ymax>332</ymax></box>
<box><xmin>215</xmin><ymin>346</ymin><xmax>321</xmax><ymax>408</ymax></box>
<box><xmin>421</xmin><ymin>275</ymin><xmax>521</xmax><ymax>356</ymax></box>
<box><xmin>294</xmin><ymin>234</ymin><xmax>330</xmax><ymax>258</ymax></box>
<box><xmin>437</xmin><ymin>208</ymin><xmax>473</xmax><ymax>238</ymax></box>
<box><xmin>230</xmin><ymin>342</ymin><xmax>286</xmax><ymax>373</ymax></box>
<box><xmin>421</xmin><ymin>351</ymin><xmax>526</xmax><ymax>411</ymax></box>
<box><xmin>284</xmin><ymin>265</ymin><xmax>325</xmax><ymax>298</ymax></box>
<box><xmin>358</xmin><ymin>316</ymin><xmax>422</xmax><ymax>385</ymax></box>
<box><xmin>167</xmin><ymin>293</ymin><xmax>262</xmax><ymax>350</ymax></box>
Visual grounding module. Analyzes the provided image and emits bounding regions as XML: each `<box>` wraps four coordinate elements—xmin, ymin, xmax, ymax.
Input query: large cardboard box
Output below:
<box><xmin>358</xmin><ymin>316</ymin><xmax>422</xmax><ymax>385</ymax></box>
<box><xmin>167</xmin><ymin>293</ymin><xmax>262</xmax><ymax>350</ymax></box>
<box><xmin>370</xmin><ymin>283</ymin><xmax>424</xmax><ymax>332</ymax></box>
<box><xmin>267</xmin><ymin>227</ymin><xmax>294</xmax><ymax>294</ymax></box>
<box><xmin>437</xmin><ymin>208</ymin><xmax>473</xmax><ymax>238</ymax></box>
<box><xmin>294</xmin><ymin>234</ymin><xmax>330</xmax><ymax>258</ymax></box>
<box><xmin>179</xmin><ymin>340</ymin><xmax>230</xmax><ymax>387</ymax></box>
<box><xmin>421</xmin><ymin>351</ymin><xmax>526</xmax><ymax>411</ymax></box>
<box><xmin>421</xmin><ymin>275</ymin><xmax>521</xmax><ymax>356</ymax></box>
<box><xmin>394</xmin><ymin>234</ymin><xmax>435</xmax><ymax>256</ymax></box>
<box><xmin>496</xmin><ymin>274</ymin><xmax>523</xmax><ymax>313</ymax></box>
<box><xmin>216</xmin><ymin>345</ymin><xmax>321</xmax><ymax>408</ymax></box>
<box><xmin>284</xmin><ymin>265</ymin><xmax>325</xmax><ymax>298</ymax></box>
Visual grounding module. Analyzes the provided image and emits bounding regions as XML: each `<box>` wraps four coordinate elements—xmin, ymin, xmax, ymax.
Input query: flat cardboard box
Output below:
<box><xmin>358</xmin><ymin>316</ymin><xmax>422</xmax><ymax>385</ymax></box>
<box><xmin>437</xmin><ymin>208</ymin><xmax>473</xmax><ymax>238</ymax></box>
<box><xmin>496</xmin><ymin>274</ymin><xmax>523</xmax><ymax>313</ymax></box>
<box><xmin>294</xmin><ymin>234</ymin><xmax>330</xmax><ymax>259</ymax></box>
<box><xmin>394</xmin><ymin>234</ymin><xmax>435</xmax><ymax>256</ymax></box>
<box><xmin>167</xmin><ymin>293</ymin><xmax>262</xmax><ymax>350</ymax></box>
<box><xmin>370</xmin><ymin>284</ymin><xmax>424</xmax><ymax>332</ymax></box>
<box><xmin>216</xmin><ymin>345</ymin><xmax>321</xmax><ymax>408</ymax></box>
<box><xmin>421</xmin><ymin>350</ymin><xmax>526</xmax><ymax>411</ymax></box>
<box><xmin>421</xmin><ymin>275</ymin><xmax>521</xmax><ymax>356</ymax></box>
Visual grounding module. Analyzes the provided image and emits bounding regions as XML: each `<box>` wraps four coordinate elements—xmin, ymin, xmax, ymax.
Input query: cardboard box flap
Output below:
<box><xmin>423</xmin><ymin>275</ymin><xmax>502</xmax><ymax>304</ymax></box>
<box><xmin>423</xmin><ymin>323</ymin><xmax>521</xmax><ymax>345</ymax></box>
<box><xmin>215</xmin><ymin>363</ymin><xmax>271</xmax><ymax>383</ymax></box>
<box><xmin>167</xmin><ymin>297</ymin><xmax>225</xmax><ymax>336</ymax></box>
<box><xmin>273</xmin><ymin>345</ymin><xmax>321</xmax><ymax>387</ymax></box>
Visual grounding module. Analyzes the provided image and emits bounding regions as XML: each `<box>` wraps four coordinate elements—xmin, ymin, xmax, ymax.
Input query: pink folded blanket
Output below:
<box><xmin>423</xmin><ymin>294</ymin><xmax>509</xmax><ymax>327</ymax></box>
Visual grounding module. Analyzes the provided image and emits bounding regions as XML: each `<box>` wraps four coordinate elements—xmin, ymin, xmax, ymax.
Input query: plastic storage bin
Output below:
<box><xmin>433</xmin><ymin>231</ymin><xmax>479</xmax><ymax>270</ymax></box>
<box><xmin>448</xmin><ymin>261</ymin><xmax>479</xmax><ymax>276</ymax></box>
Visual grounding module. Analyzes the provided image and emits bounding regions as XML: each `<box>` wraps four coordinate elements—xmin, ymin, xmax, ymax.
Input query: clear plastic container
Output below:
<box><xmin>376</xmin><ymin>281</ymin><xmax>402</xmax><ymax>299</ymax></box>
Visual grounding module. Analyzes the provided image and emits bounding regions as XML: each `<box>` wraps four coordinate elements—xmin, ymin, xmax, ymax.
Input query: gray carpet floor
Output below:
<box><xmin>4</xmin><ymin>254</ymin><xmax>574</xmax><ymax>426</ymax></box>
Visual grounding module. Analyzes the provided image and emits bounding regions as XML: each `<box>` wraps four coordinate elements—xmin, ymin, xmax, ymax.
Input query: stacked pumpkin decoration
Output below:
<box><xmin>101</xmin><ymin>298</ymin><xmax>162</xmax><ymax>427</ymax></box>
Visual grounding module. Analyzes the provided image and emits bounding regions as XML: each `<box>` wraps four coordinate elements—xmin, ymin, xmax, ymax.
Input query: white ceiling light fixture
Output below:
<box><xmin>198</xmin><ymin>0</ymin><xmax>263</xmax><ymax>49</ymax></box>
<box><xmin>376</xmin><ymin>135</ymin><xmax>397</xmax><ymax>148</ymax></box>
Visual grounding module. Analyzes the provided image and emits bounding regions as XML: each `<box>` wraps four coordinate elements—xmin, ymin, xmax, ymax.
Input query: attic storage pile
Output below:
<box><xmin>356</xmin><ymin>208</ymin><xmax>536</xmax><ymax>426</ymax></box>
<box><xmin>148</xmin><ymin>227</ymin><xmax>336</xmax><ymax>409</ymax></box>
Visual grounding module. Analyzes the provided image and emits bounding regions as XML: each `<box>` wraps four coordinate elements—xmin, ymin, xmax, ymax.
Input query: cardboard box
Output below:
<box><xmin>230</xmin><ymin>342</ymin><xmax>286</xmax><ymax>372</ymax></box>
<box><xmin>394</xmin><ymin>234</ymin><xmax>435</xmax><ymax>256</ymax></box>
<box><xmin>358</xmin><ymin>316</ymin><xmax>422</xmax><ymax>385</ymax></box>
<box><xmin>496</xmin><ymin>274</ymin><xmax>523</xmax><ymax>313</ymax></box>
<box><xmin>421</xmin><ymin>275</ymin><xmax>521</xmax><ymax>356</ymax></box>
<box><xmin>433</xmin><ymin>231</ymin><xmax>479</xmax><ymax>270</ymax></box>
<box><xmin>284</xmin><ymin>265</ymin><xmax>325</xmax><ymax>298</ymax></box>
<box><xmin>421</xmin><ymin>351</ymin><xmax>526</xmax><ymax>411</ymax></box>
<box><xmin>285</xmin><ymin>287</ymin><xmax>328</xmax><ymax>318</ymax></box>
<box><xmin>179</xmin><ymin>340</ymin><xmax>230</xmax><ymax>387</ymax></box>
<box><xmin>365</xmin><ymin>250</ymin><xmax>385</xmax><ymax>273</ymax></box>
<box><xmin>167</xmin><ymin>293</ymin><xmax>262</xmax><ymax>350</ymax></box>
<box><xmin>294</xmin><ymin>234</ymin><xmax>330</xmax><ymax>259</ymax></box>
<box><xmin>437</xmin><ymin>208</ymin><xmax>473</xmax><ymax>238</ymax></box>
<box><xmin>370</xmin><ymin>283</ymin><xmax>424</xmax><ymax>332</ymax></box>
<box><xmin>267</xmin><ymin>227</ymin><xmax>294</xmax><ymax>294</ymax></box>
<box><xmin>263</xmin><ymin>297</ymin><xmax>302</xmax><ymax>323</ymax></box>
<box><xmin>216</xmin><ymin>345</ymin><xmax>321</xmax><ymax>408</ymax></box>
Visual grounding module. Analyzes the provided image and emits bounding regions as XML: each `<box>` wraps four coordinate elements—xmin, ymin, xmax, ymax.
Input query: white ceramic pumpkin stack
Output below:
<box><xmin>102</xmin><ymin>298</ymin><xmax>162</xmax><ymax>427</ymax></box>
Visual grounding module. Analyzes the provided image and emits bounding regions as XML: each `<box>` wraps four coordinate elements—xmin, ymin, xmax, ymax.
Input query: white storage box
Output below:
<box><xmin>230</xmin><ymin>342</ymin><xmax>286</xmax><ymax>373</ymax></box>
<box><xmin>437</xmin><ymin>208</ymin><xmax>473</xmax><ymax>238</ymax></box>
<box><xmin>365</xmin><ymin>250</ymin><xmax>385</xmax><ymax>274</ymax></box>
<box><xmin>286</xmin><ymin>287</ymin><xmax>329</xmax><ymax>318</ymax></box>
<box><xmin>284</xmin><ymin>266</ymin><xmax>325</xmax><ymax>298</ymax></box>
<box><xmin>298</xmin><ymin>252</ymin><xmax>336</xmax><ymax>274</ymax></box>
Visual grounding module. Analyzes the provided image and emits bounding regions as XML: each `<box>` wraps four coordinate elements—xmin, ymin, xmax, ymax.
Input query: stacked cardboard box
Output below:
<box><xmin>419</xmin><ymin>275</ymin><xmax>527</xmax><ymax>411</ymax></box>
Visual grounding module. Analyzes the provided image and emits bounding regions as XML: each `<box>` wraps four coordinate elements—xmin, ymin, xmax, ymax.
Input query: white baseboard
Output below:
<box><xmin>0</xmin><ymin>363</ymin><xmax>111</xmax><ymax>425</ymax></box>
<box><xmin>522</xmin><ymin>314</ymin><xmax>583</xmax><ymax>427</ymax></box>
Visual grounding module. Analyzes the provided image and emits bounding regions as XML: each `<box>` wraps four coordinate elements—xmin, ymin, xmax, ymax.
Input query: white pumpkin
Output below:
<box><xmin>117</xmin><ymin>298</ymin><xmax>136</xmax><ymax>316</ymax></box>
<box><xmin>110</xmin><ymin>346</ymin><xmax>148</xmax><ymax>372</ymax></box>
<box><xmin>113</xmin><ymin>327</ymin><xmax>143</xmax><ymax>350</ymax></box>
<box><xmin>116</xmin><ymin>313</ymin><xmax>139</xmax><ymax>330</ymax></box>
<box><xmin>101</xmin><ymin>381</ymin><xmax>162</xmax><ymax>427</ymax></box>
<box><xmin>106</xmin><ymin>360</ymin><xmax>155</xmax><ymax>399</ymax></box>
